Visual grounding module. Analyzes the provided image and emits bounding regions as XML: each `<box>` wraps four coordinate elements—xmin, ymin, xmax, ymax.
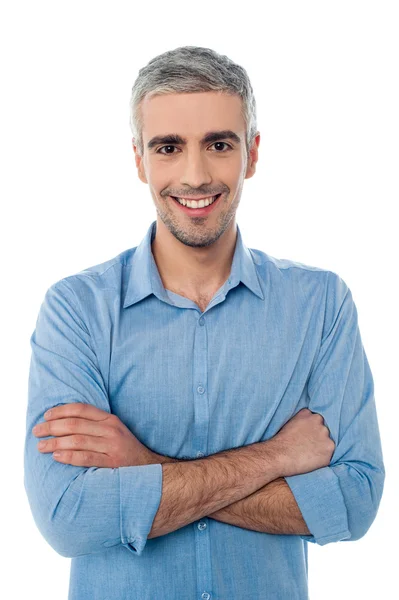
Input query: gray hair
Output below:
<box><xmin>129</xmin><ymin>46</ymin><xmax>257</xmax><ymax>159</ymax></box>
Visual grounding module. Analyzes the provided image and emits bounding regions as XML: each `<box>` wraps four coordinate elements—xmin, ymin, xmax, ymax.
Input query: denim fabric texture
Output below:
<box><xmin>24</xmin><ymin>220</ymin><xmax>385</xmax><ymax>600</ymax></box>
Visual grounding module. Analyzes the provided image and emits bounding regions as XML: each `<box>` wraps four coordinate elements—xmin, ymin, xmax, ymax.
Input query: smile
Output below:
<box><xmin>169</xmin><ymin>193</ymin><xmax>223</xmax><ymax>216</ymax></box>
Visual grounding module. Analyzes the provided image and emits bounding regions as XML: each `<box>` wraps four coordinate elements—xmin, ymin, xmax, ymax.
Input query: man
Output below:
<box><xmin>24</xmin><ymin>46</ymin><xmax>385</xmax><ymax>600</ymax></box>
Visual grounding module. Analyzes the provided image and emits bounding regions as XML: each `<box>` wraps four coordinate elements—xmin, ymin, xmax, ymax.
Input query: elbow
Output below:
<box><xmin>343</xmin><ymin>464</ymin><xmax>385</xmax><ymax>542</ymax></box>
<box><xmin>24</xmin><ymin>436</ymin><xmax>163</xmax><ymax>558</ymax></box>
<box><xmin>24</xmin><ymin>470</ymin><xmax>88</xmax><ymax>558</ymax></box>
<box><xmin>39</xmin><ymin>515</ymin><xmax>87</xmax><ymax>559</ymax></box>
<box><xmin>38</xmin><ymin>525</ymin><xmax>80</xmax><ymax>559</ymax></box>
<box><xmin>24</xmin><ymin>462</ymin><xmax>117</xmax><ymax>558</ymax></box>
<box><xmin>24</xmin><ymin>424</ymin><xmax>84</xmax><ymax>557</ymax></box>
<box><xmin>24</xmin><ymin>418</ymin><xmax>125</xmax><ymax>558</ymax></box>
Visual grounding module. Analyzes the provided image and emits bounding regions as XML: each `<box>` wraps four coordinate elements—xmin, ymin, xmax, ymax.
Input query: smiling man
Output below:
<box><xmin>137</xmin><ymin>89</ymin><xmax>257</xmax><ymax>313</ymax></box>
<box><xmin>24</xmin><ymin>46</ymin><xmax>385</xmax><ymax>600</ymax></box>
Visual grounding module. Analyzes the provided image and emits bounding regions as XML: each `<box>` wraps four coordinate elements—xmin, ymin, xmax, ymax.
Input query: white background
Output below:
<box><xmin>1</xmin><ymin>1</ymin><xmax>397</xmax><ymax>598</ymax></box>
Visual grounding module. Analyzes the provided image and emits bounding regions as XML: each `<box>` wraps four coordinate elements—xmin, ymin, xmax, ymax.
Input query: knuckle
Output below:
<box><xmin>72</xmin><ymin>435</ymin><xmax>83</xmax><ymax>448</ymax></box>
<box><xmin>106</xmin><ymin>424</ymin><xmax>119</xmax><ymax>438</ymax></box>
<box><xmin>80</xmin><ymin>451</ymin><xmax>90</xmax><ymax>464</ymax></box>
<box><xmin>76</xmin><ymin>403</ymin><xmax>85</xmax><ymax>416</ymax></box>
<box><xmin>66</xmin><ymin>417</ymin><xmax>79</xmax><ymax>432</ymax></box>
<box><xmin>110</xmin><ymin>415</ymin><xmax>124</xmax><ymax>432</ymax></box>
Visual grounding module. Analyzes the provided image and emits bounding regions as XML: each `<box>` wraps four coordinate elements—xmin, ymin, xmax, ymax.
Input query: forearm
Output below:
<box><xmin>147</xmin><ymin>440</ymin><xmax>282</xmax><ymax>539</ymax></box>
<box><xmin>155</xmin><ymin>453</ymin><xmax>310</xmax><ymax>536</ymax></box>
<box><xmin>207</xmin><ymin>477</ymin><xmax>311</xmax><ymax>535</ymax></box>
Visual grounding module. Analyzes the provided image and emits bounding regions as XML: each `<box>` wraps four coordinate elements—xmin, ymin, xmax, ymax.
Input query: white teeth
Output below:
<box><xmin>175</xmin><ymin>195</ymin><xmax>218</xmax><ymax>208</ymax></box>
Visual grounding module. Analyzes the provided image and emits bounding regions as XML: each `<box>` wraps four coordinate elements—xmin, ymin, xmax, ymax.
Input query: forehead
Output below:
<box><xmin>140</xmin><ymin>91</ymin><xmax>245</xmax><ymax>139</ymax></box>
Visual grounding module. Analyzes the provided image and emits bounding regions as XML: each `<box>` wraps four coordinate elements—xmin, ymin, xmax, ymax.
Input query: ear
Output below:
<box><xmin>244</xmin><ymin>133</ymin><xmax>261</xmax><ymax>180</ymax></box>
<box><xmin>132</xmin><ymin>138</ymin><xmax>148</xmax><ymax>184</ymax></box>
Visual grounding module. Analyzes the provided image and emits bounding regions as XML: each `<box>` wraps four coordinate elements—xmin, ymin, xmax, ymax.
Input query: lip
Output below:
<box><xmin>170</xmin><ymin>193</ymin><xmax>222</xmax><ymax>216</ymax></box>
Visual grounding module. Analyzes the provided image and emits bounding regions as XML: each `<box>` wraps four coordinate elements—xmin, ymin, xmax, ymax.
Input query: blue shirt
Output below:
<box><xmin>24</xmin><ymin>220</ymin><xmax>385</xmax><ymax>600</ymax></box>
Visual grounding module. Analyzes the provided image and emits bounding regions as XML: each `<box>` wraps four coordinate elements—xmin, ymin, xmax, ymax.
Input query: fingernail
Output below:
<box><xmin>38</xmin><ymin>441</ymin><xmax>46</xmax><ymax>448</ymax></box>
<box><xmin>44</xmin><ymin>410</ymin><xmax>52</xmax><ymax>418</ymax></box>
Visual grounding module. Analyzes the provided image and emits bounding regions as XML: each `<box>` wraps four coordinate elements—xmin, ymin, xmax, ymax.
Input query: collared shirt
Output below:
<box><xmin>24</xmin><ymin>220</ymin><xmax>385</xmax><ymax>600</ymax></box>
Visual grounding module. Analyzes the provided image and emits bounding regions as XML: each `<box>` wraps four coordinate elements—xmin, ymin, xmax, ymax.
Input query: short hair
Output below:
<box><xmin>129</xmin><ymin>46</ymin><xmax>258</xmax><ymax>159</ymax></box>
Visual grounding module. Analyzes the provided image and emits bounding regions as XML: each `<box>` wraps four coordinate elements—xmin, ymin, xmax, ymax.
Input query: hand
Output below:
<box><xmin>270</xmin><ymin>408</ymin><xmax>336</xmax><ymax>477</ymax></box>
<box><xmin>32</xmin><ymin>402</ymin><xmax>160</xmax><ymax>468</ymax></box>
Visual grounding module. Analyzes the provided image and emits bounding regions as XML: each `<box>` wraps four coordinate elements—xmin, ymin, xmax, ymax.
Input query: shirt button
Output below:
<box><xmin>199</xmin><ymin>317</ymin><xmax>205</xmax><ymax>326</ymax></box>
<box><xmin>201</xmin><ymin>594</ymin><xmax>211</xmax><ymax>600</ymax></box>
<box><xmin>197</xmin><ymin>385</ymin><xmax>205</xmax><ymax>394</ymax></box>
<box><xmin>197</xmin><ymin>451</ymin><xmax>204</xmax><ymax>458</ymax></box>
<box><xmin>198</xmin><ymin>522</ymin><xmax>207</xmax><ymax>530</ymax></box>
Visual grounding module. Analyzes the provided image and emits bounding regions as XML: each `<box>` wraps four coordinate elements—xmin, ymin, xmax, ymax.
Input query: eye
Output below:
<box><xmin>212</xmin><ymin>142</ymin><xmax>232</xmax><ymax>152</ymax></box>
<box><xmin>157</xmin><ymin>145</ymin><xmax>177</xmax><ymax>155</ymax></box>
<box><xmin>156</xmin><ymin>142</ymin><xmax>233</xmax><ymax>155</ymax></box>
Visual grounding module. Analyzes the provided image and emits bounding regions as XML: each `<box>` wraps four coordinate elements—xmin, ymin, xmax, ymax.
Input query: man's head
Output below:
<box><xmin>130</xmin><ymin>46</ymin><xmax>260</xmax><ymax>249</ymax></box>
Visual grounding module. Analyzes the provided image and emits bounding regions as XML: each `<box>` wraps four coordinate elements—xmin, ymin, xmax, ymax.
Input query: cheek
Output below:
<box><xmin>147</xmin><ymin>166</ymin><xmax>173</xmax><ymax>192</ymax></box>
<box><xmin>218</xmin><ymin>156</ymin><xmax>244</xmax><ymax>179</ymax></box>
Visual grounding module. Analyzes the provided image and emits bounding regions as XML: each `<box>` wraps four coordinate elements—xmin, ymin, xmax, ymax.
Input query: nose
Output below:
<box><xmin>179</xmin><ymin>149</ymin><xmax>212</xmax><ymax>190</ymax></box>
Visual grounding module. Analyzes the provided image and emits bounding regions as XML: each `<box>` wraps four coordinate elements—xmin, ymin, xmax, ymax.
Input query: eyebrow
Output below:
<box><xmin>147</xmin><ymin>129</ymin><xmax>242</xmax><ymax>150</ymax></box>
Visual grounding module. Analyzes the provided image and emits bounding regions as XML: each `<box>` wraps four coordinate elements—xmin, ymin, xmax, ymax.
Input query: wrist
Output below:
<box><xmin>151</xmin><ymin>451</ymin><xmax>179</xmax><ymax>465</ymax></box>
<box><xmin>262</xmin><ymin>438</ymin><xmax>286</xmax><ymax>479</ymax></box>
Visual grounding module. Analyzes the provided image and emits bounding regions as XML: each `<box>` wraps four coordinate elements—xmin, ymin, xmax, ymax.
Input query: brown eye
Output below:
<box><xmin>213</xmin><ymin>142</ymin><xmax>231</xmax><ymax>152</ymax></box>
<box><xmin>157</xmin><ymin>145</ymin><xmax>177</xmax><ymax>155</ymax></box>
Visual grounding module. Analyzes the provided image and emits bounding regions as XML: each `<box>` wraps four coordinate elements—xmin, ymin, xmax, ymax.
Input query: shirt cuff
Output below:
<box><xmin>118</xmin><ymin>463</ymin><xmax>163</xmax><ymax>556</ymax></box>
<box><xmin>284</xmin><ymin>466</ymin><xmax>352</xmax><ymax>545</ymax></box>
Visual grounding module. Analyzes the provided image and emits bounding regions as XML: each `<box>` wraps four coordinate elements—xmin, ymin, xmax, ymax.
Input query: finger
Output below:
<box><xmin>44</xmin><ymin>403</ymin><xmax>112</xmax><ymax>422</ymax></box>
<box><xmin>33</xmin><ymin>417</ymin><xmax>114</xmax><ymax>439</ymax></box>
<box><xmin>52</xmin><ymin>450</ymin><xmax>112</xmax><ymax>468</ymax></box>
<box><xmin>37</xmin><ymin>433</ymin><xmax>111</xmax><ymax>455</ymax></box>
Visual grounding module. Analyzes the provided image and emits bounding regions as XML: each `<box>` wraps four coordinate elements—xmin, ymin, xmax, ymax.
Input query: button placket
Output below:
<box><xmin>192</xmin><ymin>312</ymin><xmax>212</xmax><ymax>600</ymax></box>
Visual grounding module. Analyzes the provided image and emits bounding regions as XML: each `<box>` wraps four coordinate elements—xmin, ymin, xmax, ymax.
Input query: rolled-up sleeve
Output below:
<box><xmin>284</xmin><ymin>271</ymin><xmax>385</xmax><ymax>546</ymax></box>
<box><xmin>24</xmin><ymin>279</ymin><xmax>163</xmax><ymax>558</ymax></box>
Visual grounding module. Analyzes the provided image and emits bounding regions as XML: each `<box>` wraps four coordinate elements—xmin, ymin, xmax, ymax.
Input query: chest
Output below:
<box><xmin>166</xmin><ymin>288</ymin><xmax>218</xmax><ymax>314</ymax></box>
<box><xmin>100</xmin><ymin>292</ymin><xmax>320</xmax><ymax>460</ymax></box>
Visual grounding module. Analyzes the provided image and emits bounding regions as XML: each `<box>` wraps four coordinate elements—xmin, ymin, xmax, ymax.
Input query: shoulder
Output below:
<box><xmin>249</xmin><ymin>246</ymin><xmax>331</xmax><ymax>275</ymax></box>
<box><xmin>47</xmin><ymin>246</ymin><xmax>138</xmax><ymax>309</ymax></box>
<box><xmin>249</xmin><ymin>246</ymin><xmax>350</xmax><ymax>309</ymax></box>
<box><xmin>249</xmin><ymin>245</ymin><xmax>341</xmax><ymax>285</ymax></box>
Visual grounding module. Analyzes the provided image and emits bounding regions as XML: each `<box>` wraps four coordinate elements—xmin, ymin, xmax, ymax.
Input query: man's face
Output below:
<box><xmin>133</xmin><ymin>91</ymin><xmax>259</xmax><ymax>248</ymax></box>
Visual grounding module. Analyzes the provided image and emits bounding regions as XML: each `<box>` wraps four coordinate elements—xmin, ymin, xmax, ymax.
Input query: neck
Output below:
<box><xmin>151</xmin><ymin>218</ymin><xmax>237</xmax><ymax>295</ymax></box>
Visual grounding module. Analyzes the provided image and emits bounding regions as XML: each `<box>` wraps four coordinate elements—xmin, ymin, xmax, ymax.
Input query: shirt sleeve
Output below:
<box><xmin>283</xmin><ymin>271</ymin><xmax>385</xmax><ymax>546</ymax></box>
<box><xmin>24</xmin><ymin>279</ymin><xmax>163</xmax><ymax>558</ymax></box>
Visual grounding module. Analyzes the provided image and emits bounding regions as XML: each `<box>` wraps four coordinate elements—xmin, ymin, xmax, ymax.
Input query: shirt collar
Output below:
<box><xmin>123</xmin><ymin>220</ymin><xmax>264</xmax><ymax>308</ymax></box>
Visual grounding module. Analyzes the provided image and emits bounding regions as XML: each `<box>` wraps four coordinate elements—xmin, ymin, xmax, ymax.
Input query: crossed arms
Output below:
<box><xmin>146</xmin><ymin>448</ymin><xmax>311</xmax><ymax>540</ymax></box>
<box><xmin>24</xmin><ymin>275</ymin><xmax>385</xmax><ymax>557</ymax></box>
